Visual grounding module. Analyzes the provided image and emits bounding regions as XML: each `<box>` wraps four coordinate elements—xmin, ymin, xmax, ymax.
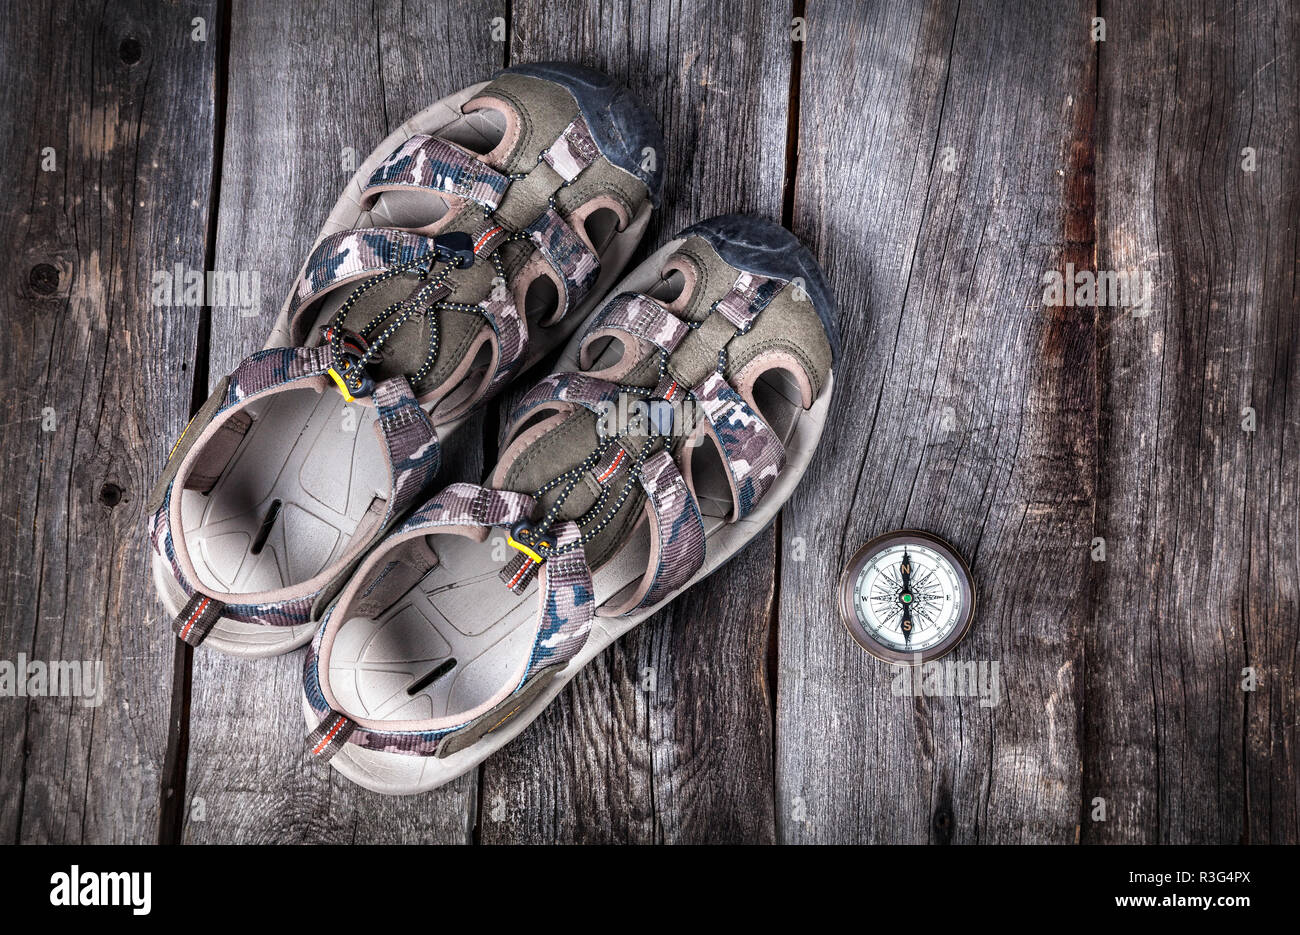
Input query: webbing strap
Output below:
<box><xmin>397</xmin><ymin>482</ymin><xmax>536</xmax><ymax>537</ymax></box>
<box><xmin>371</xmin><ymin>376</ymin><xmax>441</xmax><ymax>516</ymax></box>
<box><xmin>579</xmin><ymin>292</ymin><xmax>689</xmax><ymax>368</ymax></box>
<box><xmin>172</xmin><ymin>592</ymin><xmax>225</xmax><ymax>646</ymax></box>
<box><xmin>476</xmin><ymin>276</ymin><xmax>529</xmax><ymax>401</ymax></box>
<box><xmin>508</xmin><ymin>372</ymin><xmax>624</xmax><ymax>428</ymax></box>
<box><xmin>519</xmin><ymin>522</ymin><xmax>594</xmax><ymax>682</ymax></box>
<box><xmin>691</xmin><ymin>371</ymin><xmax>786</xmax><ymax>519</ymax></box>
<box><xmin>306</xmin><ymin>710</ymin><xmax>356</xmax><ymax>763</ymax></box>
<box><xmin>631</xmin><ymin>449</ymin><xmax>706</xmax><ymax>610</ymax></box>
<box><xmin>713</xmin><ymin>269</ymin><xmax>784</xmax><ymax>332</ymax></box>
<box><xmin>541</xmin><ymin>115</ymin><xmax>600</xmax><ymax>182</ymax></box>
<box><xmin>523</xmin><ymin>207</ymin><xmax>600</xmax><ymax>324</ymax></box>
<box><xmin>288</xmin><ymin>228</ymin><xmax>439</xmax><ymax>340</ymax></box>
<box><xmin>361</xmin><ymin>134</ymin><xmax>511</xmax><ymax>212</ymax></box>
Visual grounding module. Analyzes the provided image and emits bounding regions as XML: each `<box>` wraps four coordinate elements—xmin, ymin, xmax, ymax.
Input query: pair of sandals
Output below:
<box><xmin>147</xmin><ymin>63</ymin><xmax>838</xmax><ymax>795</ymax></box>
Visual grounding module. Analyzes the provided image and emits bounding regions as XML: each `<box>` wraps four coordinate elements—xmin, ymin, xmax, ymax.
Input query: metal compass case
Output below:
<box><xmin>838</xmin><ymin>530</ymin><xmax>976</xmax><ymax>665</ymax></box>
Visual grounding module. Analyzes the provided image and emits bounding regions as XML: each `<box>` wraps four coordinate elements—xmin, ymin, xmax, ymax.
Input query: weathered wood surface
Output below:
<box><xmin>0</xmin><ymin>0</ymin><xmax>1295</xmax><ymax>845</ymax></box>
<box><xmin>0</xmin><ymin>0</ymin><xmax>218</xmax><ymax>843</ymax></box>
<box><xmin>1085</xmin><ymin>0</ymin><xmax>1300</xmax><ymax>844</ymax></box>
<box><xmin>776</xmin><ymin>0</ymin><xmax>1096</xmax><ymax>844</ymax></box>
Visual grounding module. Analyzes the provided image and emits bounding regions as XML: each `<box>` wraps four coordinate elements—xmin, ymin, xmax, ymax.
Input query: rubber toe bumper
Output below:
<box><xmin>503</xmin><ymin>62</ymin><xmax>665</xmax><ymax>206</ymax></box>
<box><xmin>681</xmin><ymin>213</ymin><xmax>840</xmax><ymax>366</ymax></box>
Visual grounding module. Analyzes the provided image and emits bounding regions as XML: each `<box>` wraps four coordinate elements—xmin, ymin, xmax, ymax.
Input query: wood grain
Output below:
<box><xmin>775</xmin><ymin>0</ymin><xmax>1097</xmax><ymax>843</ymax></box>
<box><xmin>477</xmin><ymin>0</ymin><xmax>790</xmax><ymax>844</ymax></box>
<box><xmin>0</xmin><ymin>0</ymin><xmax>218</xmax><ymax>843</ymax></box>
<box><xmin>181</xmin><ymin>0</ymin><xmax>502</xmax><ymax>844</ymax></box>
<box><xmin>1085</xmin><ymin>0</ymin><xmax>1300</xmax><ymax>844</ymax></box>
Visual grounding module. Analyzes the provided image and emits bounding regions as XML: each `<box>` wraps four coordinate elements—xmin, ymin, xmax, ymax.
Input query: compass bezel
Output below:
<box><xmin>837</xmin><ymin>529</ymin><xmax>976</xmax><ymax>666</ymax></box>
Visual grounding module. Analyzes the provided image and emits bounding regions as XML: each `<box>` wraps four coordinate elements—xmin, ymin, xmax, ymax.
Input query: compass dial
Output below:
<box><xmin>838</xmin><ymin>530</ymin><xmax>975</xmax><ymax>665</ymax></box>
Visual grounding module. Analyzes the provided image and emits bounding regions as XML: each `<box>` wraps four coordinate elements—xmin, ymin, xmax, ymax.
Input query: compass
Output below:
<box><xmin>838</xmin><ymin>529</ymin><xmax>976</xmax><ymax>665</ymax></box>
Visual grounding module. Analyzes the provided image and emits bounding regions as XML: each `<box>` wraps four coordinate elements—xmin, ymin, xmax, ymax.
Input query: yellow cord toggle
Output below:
<box><xmin>327</xmin><ymin>367</ymin><xmax>357</xmax><ymax>403</ymax></box>
<box><xmin>506</xmin><ymin>534</ymin><xmax>544</xmax><ymax>564</ymax></box>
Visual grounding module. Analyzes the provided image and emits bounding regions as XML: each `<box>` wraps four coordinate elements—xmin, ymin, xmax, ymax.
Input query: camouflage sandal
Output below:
<box><xmin>301</xmin><ymin>215</ymin><xmax>837</xmax><ymax>792</ymax></box>
<box><xmin>147</xmin><ymin>64</ymin><xmax>663</xmax><ymax>657</ymax></box>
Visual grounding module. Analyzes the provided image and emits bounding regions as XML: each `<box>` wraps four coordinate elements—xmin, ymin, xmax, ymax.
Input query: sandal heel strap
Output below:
<box><xmin>306</xmin><ymin>711</ymin><xmax>356</xmax><ymax>763</ymax></box>
<box><xmin>173</xmin><ymin>592</ymin><xmax>225</xmax><ymax>647</ymax></box>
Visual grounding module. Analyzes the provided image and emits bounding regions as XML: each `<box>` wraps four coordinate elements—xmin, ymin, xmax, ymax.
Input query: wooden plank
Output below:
<box><xmin>775</xmin><ymin>0</ymin><xmax>1096</xmax><ymax>843</ymax></box>
<box><xmin>1085</xmin><ymin>0</ymin><xmax>1300</xmax><ymax>843</ymax></box>
<box><xmin>0</xmin><ymin>0</ymin><xmax>217</xmax><ymax>842</ymax></box>
<box><xmin>181</xmin><ymin>0</ymin><xmax>502</xmax><ymax>844</ymax></box>
<box><xmin>478</xmin><ymin>0</ymin><xmax>791</xmax><ymax>844</ymax></box>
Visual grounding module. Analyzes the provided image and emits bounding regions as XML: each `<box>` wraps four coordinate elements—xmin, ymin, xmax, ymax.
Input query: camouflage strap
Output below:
<box><xmin>692</xmin><ymin>371</ymin><xmax>786</xmax><ymax>520</ymax></box>
<box><xmin>507</xmin><ymin>372</ymin><xmax>624</xmax><ymax>433</ymax></box>
<box><xmin>473</xmin><ymin>117</ymin><xmax>598</xmax><ymax>385</ymax></box>
<box><xmin>519</xmin><ymin>521</ymin><xmax>594</xmax><ymax>683</ymax></box>
<box><xmin>173</xmin><ymin>592</ymin><xmax>225</xmax><ymax>646</ymax></box>
<box><xmin>396</xmin><ymin>482</ymin><xmax>536</xmax><ymax>537</ymax></box>
<box><xmin>579</xmin><ymin>292</ymin><xmax>689</xmax><ymax>368</ymax></box>
<box><xmin>371</xmin><ymin>376</ymin><xmax>441</xmax><ymax>518</ymax></box>
<box><xmin>629</xmin><ymin>449</ymin><xmax>706</xmax><ymax>611</ymax></box>
<box><xmin>361</xmin><ymin>134</ymin><xmax>511</xmax><ymax>212</ymax></box>
<box><xmin>226</xmin><ymin>346</ymin><xmax>333</xmax><ymax>403</ymax></box>
<box><xmin>306</xmin><ymin>710</ymin><xmax>356</xmax><ymax>764</ymax></box>
<box><xmin>541</xmin><ymin>115</ymin><xmax>599</xmax><ymax>182</ymax></box>
<box><xmin>288</xmin><ymin>228</ymin><xmax>439</xmax><ymax>339</ymax></box>
<box><xmin>523</xmin><ymin>207</ymin><xmax>600</xmax><ymax>325</ymax></box>
<box><xmin>475</xmin><ymin>275</ymin><xmax>530</xmax><ymax>402</ymax></box>
<box><xmin>713</xmin><ymin>270</ymin><xmax>785</xmax><ymax>332</ymax></box>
